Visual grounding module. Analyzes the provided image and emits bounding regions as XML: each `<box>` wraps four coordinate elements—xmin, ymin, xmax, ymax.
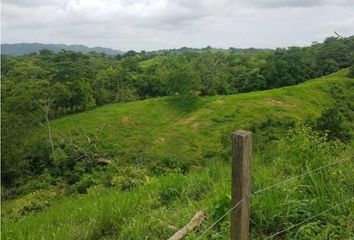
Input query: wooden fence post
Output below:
<box><xmin>231</xmin><ymin>130</ymin><xmax>252</xmax><ymax>240</ymax></box>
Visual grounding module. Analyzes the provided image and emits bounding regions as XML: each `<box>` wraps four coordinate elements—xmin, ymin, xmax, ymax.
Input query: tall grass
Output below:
<box><xmin>2</xmin><ymin>125</ymin><xmax>353</xmax><ymax>239</ymax></box>
<box><xmin>2</xmin><ymin>70</ymin><xmax>354</xmax><ymax>239</ymax></box>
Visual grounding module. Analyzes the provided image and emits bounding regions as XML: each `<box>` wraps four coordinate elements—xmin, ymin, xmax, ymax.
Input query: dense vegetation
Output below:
<box><xmin>1</xmin><ymin>36</ymin><xmax>354</xmax><ymax>239</ymax></box>
<box><xmin>1</xmin><ymin>70</ymin><xmax>354</xmax><ymax>239</ymax></box>
<box><xmin>2</xmin><ymin>36</ymin><xmax>354</xmax><ymax>187</ymax></box>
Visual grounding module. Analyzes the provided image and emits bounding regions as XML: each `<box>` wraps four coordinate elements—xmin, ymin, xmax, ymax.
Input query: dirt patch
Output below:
<box><xmin>121</xmin><ymin>116</ymin><xmax>130</xmax><ymax>123</ymax></box>
<box><xmin>203</xmin><ymin>109</ymin><xmax>213</xmax><ymax>114</ymax></box>
<box><xmin>191</xmin><ymin>123</ymin><xmax>199</xmax><ymax>130</ymax></box>
<box><xmin>179</xmin><ymin>116</ymin><xmax>196</xmax><ymax>125</ymax></box>
<box><xmin>214</xmin><ymin>99</ymin><xmax>225</xmax><ymax>104</ymax></box>
<box><xmin>265</xmin><ymin>98</ymin><xmax>296</xmax><ymax>108</ymax></box>
<box><xmin>178</xmin><ymin>116</ymin><xmax>202</xmax><ymax>130</ymax></box>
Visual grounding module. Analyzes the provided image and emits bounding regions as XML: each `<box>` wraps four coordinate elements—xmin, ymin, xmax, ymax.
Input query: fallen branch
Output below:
<box><xmin>95</xmin><ymin>155</ymin><xmax>111</xmax><ymax>165</ymax></box>
<box><xmin>168</xmin><ymin>210</ymin><xmax>205</xmax><ymax>240</ymax></box>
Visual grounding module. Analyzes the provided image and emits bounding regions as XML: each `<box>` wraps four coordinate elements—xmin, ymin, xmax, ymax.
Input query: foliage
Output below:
<box><xmin>2</xmin><ymin>68</ymin><xmax>352</xmax><ymax>188</ymax></box>
<box><xmin>316</xmin><ymin>106</ymin><xmax>352</xmax><ymax>142</ymax></box>
<box><xmin>3</xmin><ymin>190</ymin><xmax>57</xmax><ymax>220</ymax></box>
<box><xmin>1</xmin><ymin>36</ymin><xmax>354</xmax><ymax>239</ymax></box>
<box><xmin>2</xmin><ymin>123</ymin><xmax>353</xmax><ymax>239</ymax></box>
<box><xmin>277</xmin><ymin>123</ymin><xmax>343</xmax><ymax>171</ymax></box>
<box><xmin>110</xmin><ymin>166</ymin><xmax>148</xmax><ymax>191</ymax></box>
<box><xmin>166</xmin><ymin>64</ymin><xmax>200</xmax><ymax>95</ymax></box>
<box><xmin>315</xmin><ymin>84</ymin><xmax>354</xmax><ymax>142</ymax></box>
<box><xmin>348</xmin><ymin>64</ymin><xmax>354</xmax><ymax>77</ymax></box>
<box><xmin>2</xmin><ymin>37</ymin><xmax>354</xmax><ymax>185</ymax></box>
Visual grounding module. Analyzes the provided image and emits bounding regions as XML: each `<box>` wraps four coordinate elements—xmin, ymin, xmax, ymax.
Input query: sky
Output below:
<box><xmin>1</xmin><ymin>0</ymin><xmax>354</xmax><ymax>51</ymax></box>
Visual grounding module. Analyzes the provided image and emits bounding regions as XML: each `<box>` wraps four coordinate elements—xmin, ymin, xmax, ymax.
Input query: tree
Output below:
<box><xmin>94</xmin><ymin>65</ymin><xmax>138</xmax><ymax>103</ymax></box>
<box><xmin>165</xmin><ymin>64</ymin><xmax>201</xmax><ymax>110</ymax></box>
<box><xmin>2</xmin><ymin>36</ymin><xmax>354</xmax><ymax>188</ymax></box>
<box><xmin>123</xmin><ymin>50</ymin><xmax>138</xmax><ymax>58</ymax></box>
<box><xmin>167</xmin><ymin>64</ymin><xmax>201</xmax><ymax>96</ymax></box>
<box><xmin>1</xmin><ymin>78</ymin><xmax>49</xmax><ymax>185</ymax></box>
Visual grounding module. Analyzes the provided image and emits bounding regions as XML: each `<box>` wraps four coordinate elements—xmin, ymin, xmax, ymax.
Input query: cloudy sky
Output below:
<box><xmin>1</xmin><ymin>0</ymin><xmax>354</xmax><ymax>51</ymax></box>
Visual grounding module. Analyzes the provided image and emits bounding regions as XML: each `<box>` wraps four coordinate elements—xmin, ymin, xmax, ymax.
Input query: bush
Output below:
<box><xmin>159</xmin><ymin>187</ymin><xmax>181</xmax><ymax>205</ymax></box>
<box><xmin>158</xmin><ymin>175</ymin><xmax>186</xmax><ymax>205</ymax></box>
<box><xmin>348</xmin><ymin>64</ymin><xmax>354</xmax><ymax>78</ymax></box>
<box><xmin>73</xmin><ymin>174</ymin><xmax>96</xmax><ymax>194</ymax></box>
<box><xmin>186</xmin><ymin>176</ymin><xmax>212</xmax><ymax>201</ymax></box>
<box><xmin>277</xmin><ymin>123</ymin><xmax>343</xmax><ymax>172</ymax></box>
<box><xmin>212</xmin><ymin>194</ymin><xmax>231</xmax><ymax>221</ymax></box>
<box><xmin>7</xmin><ymin>190</ymin><xmax>57</xmax><ymax>219</ymax></box>
<box><xmin>111</xmin><ymin>166</ymin><xmax>148</xmax><ymax>191</ymax></box>
<box><xmin>15</xmin><ymin>171</ymin><xmax>57</xmax><ymax>197</ymax></box>
<box><xmin>26</xmin><ymin>137</ymin><xmax>52</xmax><ymax>175</ymax></box>
<box><xmin>316</xmin><ymin>106</ymin><xmax>351</xmax><ymax>142</ymax></box>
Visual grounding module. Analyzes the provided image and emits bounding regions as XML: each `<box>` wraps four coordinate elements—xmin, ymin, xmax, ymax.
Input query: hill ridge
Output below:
<box><xmin>50</xmin><ymin>69</ymin><xmax>352</xmax><ymax>163</ymax></box>
<box><xmin>1</xmin><ymin>43</ymin><xmax>124</xmax><ymax>56</ymax></box>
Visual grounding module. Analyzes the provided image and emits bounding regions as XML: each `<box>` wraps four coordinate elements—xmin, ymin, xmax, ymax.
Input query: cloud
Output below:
<box><xmin>1</xmin><ymin>0</ymin><xmax>354</xmax><ymax>51</ymax></box>
<box><xmin>239</xmin><ymin>0</ymin><xmax>354</xmax><ymax>8</ymax></box>
<box><xmin>323</xmin><ymin>17</ymin><xmax>354</xmax><ymax>35</ymax></box>
<box><xmin>2</xmin><ymin>0</ymin><xmax>69</xmax><ymax>8</ymax></box>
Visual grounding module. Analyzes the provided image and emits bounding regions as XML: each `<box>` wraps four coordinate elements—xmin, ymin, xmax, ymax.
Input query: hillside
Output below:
<box><xmin>3</xmin><ymin>37</ymin><xmax>353</xmax><ymax>190</ymax></box>
<box><xmin>2</xmin><ymin>70</ymin><xmax>354</xmax><ymax>240</ymax></box>
<box><xmin>1</xmin><ymin>43</ymin><xmax>123</xmax><ymax>56</ymax></box>
<box><xmin>48</xmin><ymin>69</ymin><xmax>351</xmax><ymax>164</ymax></box>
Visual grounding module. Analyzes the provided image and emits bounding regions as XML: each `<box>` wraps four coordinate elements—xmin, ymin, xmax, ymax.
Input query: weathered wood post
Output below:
<box><xmin>231</xmin><ymin>130</ymin><xmax>252</xmax><ymax>240</ymax></box>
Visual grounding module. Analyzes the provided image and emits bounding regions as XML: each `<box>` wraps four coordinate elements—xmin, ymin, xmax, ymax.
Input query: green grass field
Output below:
<box><xmin>2</xmin><ymin>69</ymin><xmax>354</xmax><ymax>240</ymax></box>
<box><xmin>49</xmin><ymin>69</ymin><xmax>350</xmax><ymax>164</ymax></box>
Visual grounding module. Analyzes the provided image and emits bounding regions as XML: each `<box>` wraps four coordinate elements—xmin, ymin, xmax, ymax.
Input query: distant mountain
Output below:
<box><xmin>1</xmin><ymin>43</ymin><xmax>124</xmax><ymax>56</ymax></box>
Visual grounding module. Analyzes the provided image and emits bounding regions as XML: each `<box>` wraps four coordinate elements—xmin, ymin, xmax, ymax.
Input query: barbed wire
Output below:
<box><xmin>251</xmin><ymin>154</ymin><xmax>353</xmax><ymax>196</ymax></box>
<box><xmin>262</xmin><ymin>197</ymin><xmax>354</xmax><ymax>240</ymax></box>
<box><xmin>195</xmin><ymin>154</ymin><xmax>353</xmax><ymax>239</ymax></box>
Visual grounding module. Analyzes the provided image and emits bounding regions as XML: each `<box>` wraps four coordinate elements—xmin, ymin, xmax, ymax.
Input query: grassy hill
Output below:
<box><xmin>2</xmin><ymin>70</ymin><xmax>353</xmax><ymax>240</ymax></box>
<box><xmin>47</xmin><ymin>69</ymin><xmax>351</xmax><ymax>167</ymax></box>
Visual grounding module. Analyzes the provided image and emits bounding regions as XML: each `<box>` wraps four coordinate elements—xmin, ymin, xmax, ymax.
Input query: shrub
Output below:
<box><xmin>187</xmin><ymin>177</ymin><xmax>212</xmax><ymax>201</ymax></box>
<box><xmin>277</xmin><ymin>123</ymin><xmax>343</xmax><ymax>172</ymax></box>
<box><xmin>73</xmin><ymin>174</ymin><xmax>96</xmax><ymax>194</ymax></box>
<box><xmin>158</xmin><ymin>175</ymin><xmax>186</xmax><ymax>205</ymax></box>
<box><xmin>26</xmin><ymin>137</ymin><xmax>52</xmax><ymax>175</ymax></box>
<box><xmin>15</xmin><ymin>171</ymin><xmax>57</xmax><ymax>197</ymax></box>
<box><xmin>348</xmin><ymin>64</ymin><xmax>354</xmax><ymax>78</ymax></box>
<box><xmin>111</xmin><ymin>166</ymin><xmax>148</xmax><ymax>191</ymax></box>
<box><xmin>212</xmin><ymin>194</ymin><xmax>230</xmax><ymax>221</ymax></box>
<box><xmin>316</xmin><ymin>106</ymin><xmax>352</xmax><ymax>142</ymax></box>
<box><xmin>7</xmin><ymin>190</ymin><xmax>57</xmax><ymax>219</ymax></box>
<box><xmin>159</xmin><ymin>187</ymin><xmax>181</xmax><ymax>205</ymax></box>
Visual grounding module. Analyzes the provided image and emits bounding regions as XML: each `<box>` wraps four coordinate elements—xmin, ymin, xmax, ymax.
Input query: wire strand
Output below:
<box><xmin>251</xmin><ymin>155</ymin><xmax>353</xmax><ymax>196</ymax></box>
<box><xmin>195</xmin><ymin>154</ymin><xmax>353</xmax><ymax>239</ymax></box>
<box><xmin>262</xmin><ymin>197</ymin><xmax>354</xmax><ymax>240</ymax></box>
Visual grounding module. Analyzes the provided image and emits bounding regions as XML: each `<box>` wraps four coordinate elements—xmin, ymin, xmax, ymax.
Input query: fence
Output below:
<box><xmin>195</xmin><ymin>130</ymin><xmax>354</xmax><ymax>240</ymax></box>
